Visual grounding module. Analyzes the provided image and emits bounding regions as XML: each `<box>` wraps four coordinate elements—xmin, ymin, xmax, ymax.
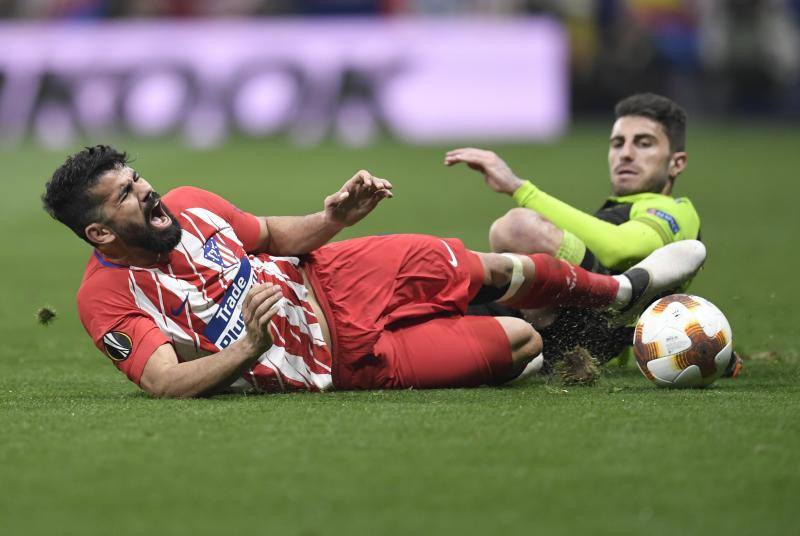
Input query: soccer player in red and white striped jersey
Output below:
<box><xmin>43</xmin><ymin>146</ymin><xmax>706</xmax><ymax>398</ymax></box>
<box><xmin>80</xmin><ymin>185</ymin><xmax>337</xmax><ymax>394</ymax></box>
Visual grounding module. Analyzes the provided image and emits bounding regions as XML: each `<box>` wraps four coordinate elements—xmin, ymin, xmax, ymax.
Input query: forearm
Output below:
<box><xmin>261</xmin><ymin>213</ymin><xmax>345</xmax><ymax>255</ymax></box>
<box><xmin>513</xmin><ymin>181</ymin><xmax>664</xmax><ymax>268</ymax></box>
<box><xmin>149</xmin><ymin>341</ymin><xmax>260</xmax><ymax>398</ymax></box>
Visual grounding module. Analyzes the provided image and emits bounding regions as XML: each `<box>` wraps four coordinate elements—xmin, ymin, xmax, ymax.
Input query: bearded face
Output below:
<box><xmin>107</xmin><ymin>190</ymin><xmax>182</xmax><ymax>254</ymax></box>
<box><xmin>89</xmin><ymin>166</ymin><xmax>182</xmax><ymax>257</ymax></box>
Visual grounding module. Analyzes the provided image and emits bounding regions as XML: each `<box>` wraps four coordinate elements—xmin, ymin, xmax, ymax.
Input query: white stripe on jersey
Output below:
<box><xmin>175</xmin><ymin>248</ymin><xmax>213</xmax><ymax>304</ymax></box>
<box><xmin>216</xmin><ymin>240</ymin><xmax>239</xmax><ymax>266</ymax></box>
<box><xmin>185</xmin><ymin>207</ymin><xmax>245</xmax><ymax>248</ymax></box>
<box><xmin>274</xmin><ymin>298</ymin><xmax>326</xmax><ymax>347</ymax></box>
<box><xmin>314</xmin><ymin>359</ymin><xmax>332</xmax><ymax>372</ymax></box>
<box><xmin>270</xmin><ymin>324</ymin><xmax>286</xmax><ymax>345</ymax></box>
<box><xmin>257</xmin><ymin>345</ymin><xmax>333</xmax><ymax>391</ymax></box>
<box><xmin>148</xmin><ymin>270</ymin><xmax>170</xmax><ymax>329</ymax></box>
<box><xmin>177</xmin><ymin>221</ymin><xmax>228</xmax><ymax>275</ymax></box>
<box><xmin>127</xmin><ymin>271</ymin><xmax>197</xmax><ymax>355</ymax></box>
<box><xmin>268</xmin><ymin>255</ymin><xmax>301</xmax><ymax>265</ymax></box>
<box><xmin>252</xmin><ymin>261</ymin><xmax>293</xmax><ymax>285</ymax></box>
<box><xmin>251</xmin><ymin>256</ymin><xmax>309</xmax><ymax>300</ymax></box>
<box><xmin>162</xmin><ymin>264</ymin><xmax>216</xmax><ymax>329</ymax></box>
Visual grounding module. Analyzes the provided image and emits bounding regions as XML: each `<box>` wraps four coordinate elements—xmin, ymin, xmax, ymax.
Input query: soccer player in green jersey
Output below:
<box><xmin>446</xmin><ymin>93</ymin><xmax>740</xmax><ymax>378</ymax></box>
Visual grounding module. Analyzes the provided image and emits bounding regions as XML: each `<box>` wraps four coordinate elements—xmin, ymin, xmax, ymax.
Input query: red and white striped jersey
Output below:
<box><xmin>78</xmin><ymin>186</ymin><xmax>333</xmax><ymax>393</ymax></box>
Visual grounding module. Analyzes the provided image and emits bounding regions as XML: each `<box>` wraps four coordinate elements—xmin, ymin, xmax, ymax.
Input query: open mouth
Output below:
<box><xmin>147</xmin><ymin>197</ymin><xmax>172</xmax><ymax>229</ymax></box>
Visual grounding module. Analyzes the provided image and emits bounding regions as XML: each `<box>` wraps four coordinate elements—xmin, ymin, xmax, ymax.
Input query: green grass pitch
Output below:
<box><xmin>1</xmin><ymin>124</ymin><xmax>798</xmax><ymax>535</ymax></box>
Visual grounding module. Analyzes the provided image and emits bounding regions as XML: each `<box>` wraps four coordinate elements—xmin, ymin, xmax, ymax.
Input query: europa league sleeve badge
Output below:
<box><xmin>102</xmin><ymin>331</ymin><xmax>133</xmax><ymax>362</ymax></box>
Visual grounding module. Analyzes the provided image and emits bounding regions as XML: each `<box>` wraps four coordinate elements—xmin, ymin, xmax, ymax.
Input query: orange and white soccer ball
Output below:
<box><xmin>633</xmin><ymin>294</ymin><xmax>733</xmax><ymax>388</ymax></box>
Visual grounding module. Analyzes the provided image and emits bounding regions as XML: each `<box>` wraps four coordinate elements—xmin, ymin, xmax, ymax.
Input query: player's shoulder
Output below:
<box><xmin>162</xmin><ymin>185</ymin><xmax>240</xmax><ymax>217</ymax></box>
<box><xmin>627</xmin><ymin>193</ymin><xmax>700</xmax><ymax>239</ymax></box>
<box><xmin>625</xmin><ymin>192</ymin><xmax>698</xmax><ymax>216</ymax></box>
<box><xmin>77</xmin><ymin>252</ymin><xmax>134</xmax><ymax>310</ymax></box>
<box><xmin>162</xmin><ymin>185</ymin><xmax>217</xmax><ymax>211</ymax></box>
<box><xmin>76</xmin><ymin>254</ymin><xmax>158</xmax><ymax>359</ymax></box>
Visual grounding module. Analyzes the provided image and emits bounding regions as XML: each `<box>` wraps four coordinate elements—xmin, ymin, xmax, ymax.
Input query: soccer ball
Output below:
<box><xmin>633</xmin><ymin>294</ymin><xmax>733</xmax><ymax>388</ymax></box>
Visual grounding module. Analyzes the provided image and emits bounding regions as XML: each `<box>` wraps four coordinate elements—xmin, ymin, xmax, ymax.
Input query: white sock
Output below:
<box><xmin>507</xmin><ymin>353</ymin><xmax>544</xmax><ymax>384</ymax></box>
<box><xmin>611</xmin><ymin>275</ymin><xmax>632</xmax><ymax>309</ymax></box>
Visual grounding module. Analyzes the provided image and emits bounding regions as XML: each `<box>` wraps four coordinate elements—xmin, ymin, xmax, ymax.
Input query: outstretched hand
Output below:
<box><xmin>325</xmin><ymin>170</ymin><xmax>393</xmax><ymax>227</ymax></box>
<box><xmin>444</xmin><ymin>147</ymin><xmax>525</xmax><ymax>195</ymax></box>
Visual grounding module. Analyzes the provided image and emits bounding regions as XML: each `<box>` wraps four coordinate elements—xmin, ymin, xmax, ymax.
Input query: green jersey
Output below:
<box><xmin>512</xmin><ymin>181</ymin><xmax>701</xmax><ymax>272</ymax></box>
<box><xmin>595</xmin><ymin>192</ymin><xmax>700</xmax><ymax>245</ymax></box>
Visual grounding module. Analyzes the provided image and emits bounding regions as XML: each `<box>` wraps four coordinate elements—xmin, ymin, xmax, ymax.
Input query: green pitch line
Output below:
<box><xmin>1</xmin><ymin>124</ymin><xmax>798</xmax><ymax>535</ymax></box>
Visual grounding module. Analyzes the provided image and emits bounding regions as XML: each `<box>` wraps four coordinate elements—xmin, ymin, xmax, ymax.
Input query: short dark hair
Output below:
<box><xmin>614</xmin><ymin>93</ymin><xmax>687</xmax><ymax>152</ymax></box>
<box><xmin>42</xmin><ymin>145</ymin><xmax>128</xmax><ymax>245</ymax></box>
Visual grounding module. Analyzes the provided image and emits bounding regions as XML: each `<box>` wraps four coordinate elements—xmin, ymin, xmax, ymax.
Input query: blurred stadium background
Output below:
<box><xmin>2</xmin><ymin>2</ymin><xmax>799</xmax><ymax>535</ymax></box>
<box><xmin>1</xmin><ymin>0</ymin><xmax>800</xmax><ymax>149</ymax></box>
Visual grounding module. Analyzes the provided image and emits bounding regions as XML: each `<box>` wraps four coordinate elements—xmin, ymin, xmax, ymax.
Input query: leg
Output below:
<box><xmin>494</xmin><ymin>316</ymin><xmax>543</xmax><ymax>379</ymax></box>
<box><xmin>470</xmin><ymin>250</ymin><xmax>626</xmax><ymax>375</ymax></box>
<box><xmin>485</xmin><ymin>208</ymin><xmax>599</xmax><ymax>328</ymax></box>
<box><xmin>489</xmin><ymin>207</ymin><xmax>563</xmax><ymax>255</ymax></box>
<box><xmin>375</xmin><ymin>315</ymin><xmax>542</xmax><ymax>389</ymax></box>
<box><xmin>469</xmin><ymin>240</ymin><xmax>707</xmax><ymax>317</ymax></box>
<box><xmin>490</xmin><ymin>208</ymin><xmax>590</xmax><ymax>270</ymax></box>
<box><xmin>473</xmin><ymin>250</ymin><xmax>623</xmax><ymax>309</ymax></box>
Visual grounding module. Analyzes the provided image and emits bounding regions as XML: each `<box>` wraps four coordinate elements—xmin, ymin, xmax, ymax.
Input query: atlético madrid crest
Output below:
<box><xmin>103</xmin><ymin>331</ymin><xmax>132</xmax><ymax>361</ymax></box>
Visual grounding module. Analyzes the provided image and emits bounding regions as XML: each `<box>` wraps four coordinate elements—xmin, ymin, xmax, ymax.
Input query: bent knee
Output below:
<box><xmin>517</xmin><ymin>322</ymin><xmax>543</xmax><ymax>360</ymax></box>
<box><xmin>496</xmin><ymin>316</ymin><xmax>542</xmax><ymax>362</ymax></box>
<box><xmin>489</xmin><ymin>208</ymin><xmax>562</xmax><ymax>255</ymax></box>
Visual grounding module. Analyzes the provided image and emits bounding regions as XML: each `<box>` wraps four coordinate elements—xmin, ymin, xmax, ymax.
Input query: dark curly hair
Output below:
<box><xmin>614</xmin><ymin>93</ymin><xmax>687</xmax><ymax>152</ymax></box>
<box><xmin>42</xmin><ymin>145</ymin><xmax>128</xmax><ymax>245</ymax></box>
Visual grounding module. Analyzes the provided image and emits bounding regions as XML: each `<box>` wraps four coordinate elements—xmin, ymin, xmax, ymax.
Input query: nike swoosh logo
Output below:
<box><xmin>440</xmin><ymin>240</ymin><xmax>458</xmax><ymax>267</ymax></box>
<box><xmin>170</xmin><ymin>293</ymin><xmax>190</xmax><ymax>317</ymax></box>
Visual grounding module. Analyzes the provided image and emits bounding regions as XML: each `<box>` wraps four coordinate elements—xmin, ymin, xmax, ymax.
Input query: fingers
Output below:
<box><xmin>349</xmin><ymin>170</ymin><xmax>393</xmax><ymax>190</ymax></box>
<box><xmin>240</xmin><ymin>283</ymin><xmax>284</xmax><ymax>354</ymax></box>
<box><xmin>256</xmin><ymin>306</ymin><xmax>280</xmax><ymax>333</ymax></box>
<box><xmin>355</xmin><ymin>181</ymin><xmax>393</xmax><ymax>202</ymax></box>
<box><xmin>243</xmin><ymin>283</ymin><xmax>282</xmax><ymax>324</ymax></box>
<box><xmin>374</xmin><ymin>188</ymin><xmax>393</xmax><ymax>199</ymax></box>
<box><xmin>443</xmin><ymin>147</ymin><xmax>495</xmax><ymax>167</ymax></box>
<box><xmin>346</xmin><ymin>169</ymin><xmax>375</xmax><ymax>190</ymax></box>
<box><xmin>242</xmin><ymin>283</ymin><xmax>266</xmax><ymax>322</ymax></box>
<box><xmin>251</xmin><ymin>287</ymin><xmax>283</xmax><ymax>324</ymax></box>
<box><xmin>373</xmin><ymin>177</ymin><xmax>393</xmax><ymax>191</ymax></box>
<box><xmin>338</xmin><ymin>170</ymin><xmax>393</xmax><ymax>201</ymax></box>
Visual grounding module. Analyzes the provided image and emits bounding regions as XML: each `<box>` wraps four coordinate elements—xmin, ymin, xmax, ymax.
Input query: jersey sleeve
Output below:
<box><xmin>78</xmin><ymin>274</ymin><xmax>170</xmax><ymax>386</ymax></box>
<box><xmin>163</xmin><ymin>186</ymin><xmax>263</xmax><ymax>251</ymax></box>
<box><xmin>512</xmin><ymin>181</ymin><xmax>666</xmax><ymax>270</ymax></box>
<box><xmin>629</xmin><ymin>196</ymin><xmax>701</xmax><ymax>244</ymax></box>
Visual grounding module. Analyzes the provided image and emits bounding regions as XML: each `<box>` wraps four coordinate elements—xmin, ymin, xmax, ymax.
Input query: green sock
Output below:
<box><xmin>555</xmin><ymin>230</ymin><xmax>587</xmax><ymax>266</ymax></box>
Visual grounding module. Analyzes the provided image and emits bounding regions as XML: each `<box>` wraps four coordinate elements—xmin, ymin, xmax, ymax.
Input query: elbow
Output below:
<box><xmin>141</xmin><ymin>367</ymin><xmax>202</xmax><ymax>399</ymax></box>
<box><xmin>143</xmin><ymin>380</ymin><xmax>182</xmax><ymax>399</ymax></box>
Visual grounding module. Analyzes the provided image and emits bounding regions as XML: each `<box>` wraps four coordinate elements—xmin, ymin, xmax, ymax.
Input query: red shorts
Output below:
<box><xmin>304</xmin><ymin>234</ymin><xmax>514</xmax><ymax>389</ymax></box>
